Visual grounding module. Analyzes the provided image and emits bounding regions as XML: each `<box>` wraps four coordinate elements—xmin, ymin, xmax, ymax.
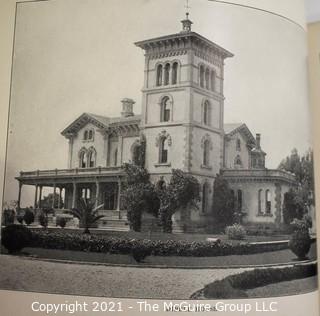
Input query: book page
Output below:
<box><xmin>0</xmin><ymin>0</ymin><xmax>318</xmax><ymax>315</ymax></box>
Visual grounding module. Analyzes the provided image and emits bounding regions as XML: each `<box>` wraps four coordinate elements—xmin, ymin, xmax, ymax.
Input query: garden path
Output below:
<box><xmin>0</xmin><ymin>255</ymin><xmax>249</xmax><ymax>299</ymax></box>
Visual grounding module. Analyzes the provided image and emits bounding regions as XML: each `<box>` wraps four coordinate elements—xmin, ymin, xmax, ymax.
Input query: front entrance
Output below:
<box><xmin>103</xmin><ymin>183</ymin><xmax>118</xmax><ymax>210</ymax></box>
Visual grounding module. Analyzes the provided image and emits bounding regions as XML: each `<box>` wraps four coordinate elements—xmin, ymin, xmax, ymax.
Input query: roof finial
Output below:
<box><xmin>181</xmin><ymin>0</ymin><xmax>193</xmax><ymax>33</ymax></box>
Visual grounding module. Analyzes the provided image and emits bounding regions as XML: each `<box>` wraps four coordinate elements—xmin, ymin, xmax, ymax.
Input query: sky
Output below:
<box><xmin>3</xmin><ymin>0</ymin><xmax>312</xmax><ymax>206</ymax></box>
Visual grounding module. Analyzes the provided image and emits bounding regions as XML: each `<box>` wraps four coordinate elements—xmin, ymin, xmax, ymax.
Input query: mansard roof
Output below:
<box><xmin>224</xmin><ymin>123</ymin><xmax>256</xmax><ymax>145</ymax></box>
<box><xmin>61</xmin><ymin>112</ymin><xmax>141</xmax><ymax>137</ymax></box>
<box><xmin>135</xmin><ymin>31</ymin><xmax>233</xmax><ymax>60</ymax></box>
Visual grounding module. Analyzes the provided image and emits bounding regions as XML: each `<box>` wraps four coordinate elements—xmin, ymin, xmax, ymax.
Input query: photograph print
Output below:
<box><xmin>0</xmin><ymin>0</ymin><xmax>317</xmax><ymax>300</ymax></box>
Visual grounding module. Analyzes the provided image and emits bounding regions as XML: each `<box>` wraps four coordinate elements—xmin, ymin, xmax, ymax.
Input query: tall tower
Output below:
<box><xmin>135</xmin><ymin>14</ymin><xmax>233</xmax><ymax>213</ymax></box>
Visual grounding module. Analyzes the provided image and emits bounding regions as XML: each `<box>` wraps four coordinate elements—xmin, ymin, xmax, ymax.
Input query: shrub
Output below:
<box><xmin>23</xmin><ymin>208</ymin><xmax>35</xmax><ymax>226</ymax></box>
<box><xmin>203</xmin><ymin>263</ymin><xmax>317</xmax><ymax>298</ymax></box>
<box><xmin>56</xmin><ymin>217</ymin><xmax>67</xmax><ymax>228</ymax></box>
<box><xmin>38</xmin><ymin>212</ymin><xmax>48</xmax><ymax>228</ymax></box>
<box><xmin>130</xmin><ymin>242</ymin><xmax>152</xmax><ymax>263</ymax></box>
<box><xmin>28</xmin><ymin>229</ymin><xmax>289</xmax><ymax>257</ymax></box>
<box><xmin>1</xmin><ymin>224</ymin><xmax>32</xmax><ymax>253</ymax></box>
<box><xmin>225</xmin><ymin>224</ymin><xmax>246</xmax><ymax>240</ymax></box>
<box><xmin>289</xmin><ymin>219</ymin><xmax>312</xmax><ymax>259</ymax></box>
<box><xmin>2</xmin><ymin>209</ymin><xmax>15</xmax><ymax>226</ymax></box>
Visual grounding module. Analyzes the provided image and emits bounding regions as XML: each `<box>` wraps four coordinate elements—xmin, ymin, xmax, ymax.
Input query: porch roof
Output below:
<box><xmin>16</xmin><ymin>167</ymin><xmax>124</xmax><ymax>186</ymax></box>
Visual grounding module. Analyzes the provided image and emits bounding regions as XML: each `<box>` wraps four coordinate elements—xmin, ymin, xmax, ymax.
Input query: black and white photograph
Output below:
<box><xmin>0</xmin><ymin>0</ymin><xmax>318</xmax><ymax>301</ymax></box>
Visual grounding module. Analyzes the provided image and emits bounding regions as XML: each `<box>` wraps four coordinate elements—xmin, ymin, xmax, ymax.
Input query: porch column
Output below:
<box><xmin>116</xmin><ymin>178</ymin><xmax>121</xmax><ymax>219</ymax></box>
<box><xmin>34</xmin><ymin>185</ymin><xmax>38</xmax><ymax>209</ymax></box>
<box><xmin>17</xmin><ymin>182</ymin><xmax>23</xmax><ymax>210</ymax></box>
<box><xmin>95</xmin><ymin>181</ymin><xmax>100</xmax><ymax>208</ymax></box>
<box><xmin>52</xmin><ymin>183</ymin><xmax>56</xmax><ymax>209</ymax></box>
<box><xmin>58</xmin><ymin>187</ymin><xmax>62</xmax><ymax>209</ymax></box>
<box><xmin>38</xmin><ymin>186</ymin><xmax>43</xmax><ymax>209</ymax></box>
<box><xmin>72</xmin><ymin>182</ymin><xmax>77</xmax><ymax>209</ymax></box>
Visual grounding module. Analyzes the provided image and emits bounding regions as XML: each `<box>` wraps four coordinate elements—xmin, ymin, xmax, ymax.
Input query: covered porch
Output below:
<box><xmin>15</xmin><ymin>166</ymin><xmax>126</xmax><ymax>219</ymax></box>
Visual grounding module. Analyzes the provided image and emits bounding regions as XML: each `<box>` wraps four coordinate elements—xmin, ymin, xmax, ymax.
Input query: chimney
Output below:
<box><xmin>256</xmin><ymin>133</ymin><xmax>261</xmax><ymax>149</ymax></box>
<box><xmin>121</xmin><ymin>98</ymin><xmax>135</xmax><ymax>117</ymax></box>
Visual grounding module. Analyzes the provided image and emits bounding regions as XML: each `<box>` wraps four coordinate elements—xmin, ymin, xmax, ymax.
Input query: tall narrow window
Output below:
<box><xmin>164</xmin><ymin>63</ymin><xmax>170</xmax><ymax>85</ymax></box>
<box><xmin>258</xmin><ymin>189</ymin><xmax>262</xmax><ymax>213</ymax></box>
<box><xmin>88</xmin><ymin>129</ymin><xmax>94</xmax><ymax>140</ymax></box>
<box><xmin>113</xmin><ymin>149</ymin><xmax>118</xmax><ymax>166</ymax></box>
<box><xmin>79</xmin><ymin>150</ymin><xmax>87</xmax><ymax>168</ymax></box>
<box><xmin>236</xmin><ymin>139</ymin><xmax>241</xmax><ymax>151</ymax></box>
<box><xmin>88</xmin><ymin>149</ymin><xmax>96</xmax><ymax>168</ymax></box>
<box><xmin>172</xmin><ymin>62</ymin><xmax>178</xmax><ymax>85</ymax></box>
<box><xmin>234</xmin><ymin>155</ymin><xmax>242</xmax><ymax>168</ymax></box>
<box><xmin>83</xmin><ymin>130</ymin><xmax>88</xmax><ymax>140</ymax></box>
<box><xmin>161</xmin><ymin>97</ymin><xmax>171</xmax><ymax>122</ymax></box>
<box><xmin>159</xmin><ymin>137</ymin><xmax>168</xmax><ymax>163</ymax></box>
<box><xmin>265</xmin><ymin>190</ymin><xmax>271</xmax><ymax>214</ymax></box>
<box><xmin>203</xmin><ymin>101</ymin><xmax>210</xmax><ymax>125</ymax></box>
<box><xmin>205</xmin><ymin>68</ymin><xmax>210</xmax><ymax>89</ymax></box>
<box><xmin>203</xmin><ymin>139</ymin><xmax>210</xmax><ymax>166</ymax></box>
<box><xmin>200</xmin><ymin>65</ymin><xmax>205</xmax><ymax>88</ymax></box>
<box><xmin>210</xmin><ymin>70</ymin><xmax>215</xmax><ymax>91</ymax></box>
<box><xmin>237</xmin><ymin>190</ymin><xmax>242</xmax><ymax>211</ymax></box>
<box><xmin>156</xmin><ymin>64</ymin><xmax>163</xmax><ymax>86</ymax></box>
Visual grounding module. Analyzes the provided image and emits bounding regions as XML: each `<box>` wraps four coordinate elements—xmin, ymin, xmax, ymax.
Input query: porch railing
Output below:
<box><xmin>19</xmin><ymin>166</ymin><xmax>123</xmax><ymax>178</ymax></box>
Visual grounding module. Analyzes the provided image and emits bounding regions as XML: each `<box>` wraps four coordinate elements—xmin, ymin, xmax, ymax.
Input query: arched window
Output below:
<box><xmin>265</xmin><ymin>190</ymin><xmax>271</xmax><ymax>214</ymax></box>
<box><xmin>113</xmin><ymin>149</ymin><xmax>118</xmax><ymax>166</ymax></box>
<box><xmin>172</xmin><ymin>62</ymin><xmax>178</xmax><ymax>85</ymax></box>
<box><xmin>203</xmin><ymin>100</ymin><xmax>210</xmax><ymax>125</ymax></box>
<box><xmin>258</xmin><ymin>189</ymin><xmax>263</xmax><ymax>213</ymax></box>
<box><xmin>79</xmin><ymin>150</ymin><xmax>87</xmax><ymax>168</ymax></box>
<box><xmin>131</xmin><ymin>142</ymin><xmax>140</xmax><ymax>165</ymax></box>
<box><xmin>160</xmin><ymin>96</ymin><xmax>171</xmax><ymax>122</ymax></box>
<box><xmin>164</xmin><ymin>63</ymin><xmax>170</xmax><ymax>85</ymax></box>
<box><xmin>205</xmin><ymin>68</ymin><xmax>210</xmax><ymax>89</ymax></box>
<box><xmin>159</xmin><ymin>137</ymin><xmax>169</xmax><ymax>163</ymax></box>
<box><xmin>234</xmin><ymin>155</ymin><xmax>242</xmax><ymax>168</ymax></box>
<box><xmin>156</xmin><ymin>64</ymin><xmax>163</xmax><ymax>86</ymax></box>
<box><xmin>202</xmin><ymin>182</ymin><xmax>209</xmax><ymax>214</ymax></box>
<box><xmin>210</xmin><ymin>70</ymin><xmax>215</xmax><ymax>91</ymax></box>
<box><xmin>88</xmin><ymin>129</ymin><xmax>94</xmax><ymax>140</ymax></box>
<box><xmin>199</xmin><ymin>65</ymin><xmax>205</xmax><ymax>88</ymax></box>
<box><xmin>237</xmin><ymin>189</ymin><xmax>242</xmax><ymax>211</ymax></box>
<box><xmin>83</xmin><ymin>130</ymin><xmax>88</xmax><ymax>140</ymax></box>
<box><xmin>203</xmin><ymin>139</ymin><xmax>210</xmax><ymax>166</ymax></box>
<box><xmin>87</xmin><ymin>148</ymin><xmax>96</xmax><ymax>168</ymax></box>
<box><xmin>236</xmin><ymin>139</ymin><xmax>241</xmax><ymax>151</ymax></box>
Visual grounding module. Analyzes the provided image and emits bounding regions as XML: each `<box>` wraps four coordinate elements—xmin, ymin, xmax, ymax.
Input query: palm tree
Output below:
<box><xmin>64</xmin><ymin>198</ymin><xmax>104</xmax><ymax>234</ymax></box>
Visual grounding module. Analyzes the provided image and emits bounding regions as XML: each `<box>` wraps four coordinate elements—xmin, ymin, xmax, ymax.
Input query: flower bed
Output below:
<box><xmin>198</xmin><ymin>263</ymin><xmax>317</xmax><ymax>299</ymax></box>
<box><xmin>29</xmin><ymin>229</ymin><xmax>289</xmax><ymax>257</ymax></box>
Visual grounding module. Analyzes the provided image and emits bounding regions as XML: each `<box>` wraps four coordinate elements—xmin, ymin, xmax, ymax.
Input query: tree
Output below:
<box><xmin>279</xmin><ymin>148</ymin><xmax>314</xmax><ymax>205</ymax></box>
<box><xmin>212</xmin><ymin>174</ymin><xmax>235</xmax><ymax>226</ymax></box>
<box><xmin>283</xmin><ymin>188</ymin><xmax>305</xmax><ymax>225</ymax></box>
<box><xmin>132</xmin><ymin>134</ymin><xmax>146</xmax><ymax>168</ymax></box>
<box><xmin>122</xmin><ymin>163</ymin><xmax>158</xmax><ymax>231</ymax></box>
<box><xmin>157</xmin><ymin>169</ymin><xmax>200</xmax><ymax>233</ymax></box>
<box><xmin>64</xmin><ymin>198</ymin><xmax>104</xmax><ymax>234</ymax></box>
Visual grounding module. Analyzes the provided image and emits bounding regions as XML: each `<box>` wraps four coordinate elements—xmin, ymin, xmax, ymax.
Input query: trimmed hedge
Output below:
<box><xmin>203</xmin><ymin>263</ymin><xmax>317</xmax><ymax>298</ymax></box>
<box><xmin>2</xmin><ymin>224</ymin><xmax>32</xmax><ymax>253</ymax></box>
<box><xmin>29</xmin><ymin>230</ymin><xmax>289</xmax><ymax>257</ymax></box>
